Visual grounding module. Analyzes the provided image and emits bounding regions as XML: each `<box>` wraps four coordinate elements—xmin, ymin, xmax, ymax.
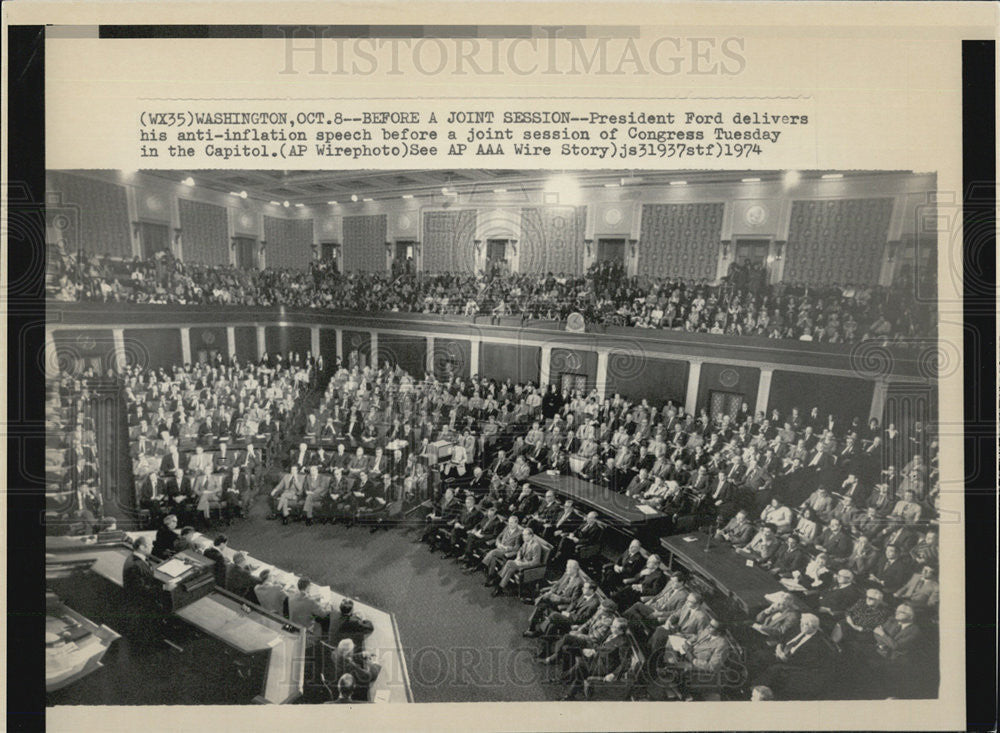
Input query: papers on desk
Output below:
<box><xmin>156</xmin><ymin>558</ymin><xmax>190</xmax><ymax>578</ymax></box>
<box><xmin>635</xmin><ymin>504</ymin><xmax>659</xmax><ymax>516</ymax></box>
<box><xmin>373</xmin><ymin>689</ymin><xmax>391</xmax><ymax>703</ymax></box>
<box><xmin>681</xmin><ymin>535</ymin><xmax>700</xmax><ymax>543</ymax></box>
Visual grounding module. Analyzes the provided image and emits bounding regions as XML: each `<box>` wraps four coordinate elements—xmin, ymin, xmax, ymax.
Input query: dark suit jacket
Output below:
<box><xmin>624</xmin><ymin>568</ymin><xmax>667</xmax><ymax>597</ymax></box>
<box><xmin>615</xmin><ymin>549</ymin><xmax>647</xmax><ymax>579</ymax></box>
<box><xmin>152</xmin><ymin>527</ymin><xmax>180</xmax><ymax>559</ymax></box>
<box><xmin>225</xmin><ymin>564</ymin><xmax>259</xmax><ymax>600</ymax></box>
<box><xmin>565</xmin><ymin>592</ymin><xmax>601</xmax><ymax>625</ymax></box>
<box><xmin>473</xmin><ymin>514</ymin><xmax>504</xmax><ymax>541</ymax></box>
<box><xmin>203</xmin><ymin>547</ymin><xmax>228</xmax><ymax>587</ymax></box>
<box><xmin>574</xmin><ymin>521</ymin><xmax>603</xmax><ymax>549</ymax></box>
<box><xmin>584</xmin><ymin>633</ymin><xmax>631</xmax><ymax>678</ymax></box>
<box><xmin>122</xmin><ymin>552</ymin><xmax>155</xmax><ymax>595</ymax></box>
<box><xmin>328</xmin><ymin>612</ymin><xmax>375</xmax><ymax>646</ymax></box>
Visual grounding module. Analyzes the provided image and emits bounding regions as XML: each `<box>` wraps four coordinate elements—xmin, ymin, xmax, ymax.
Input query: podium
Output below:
<box><xmin>153</xmin><ymin>550</ymin><xmax>217</xmax><ymax>611</ymax></box>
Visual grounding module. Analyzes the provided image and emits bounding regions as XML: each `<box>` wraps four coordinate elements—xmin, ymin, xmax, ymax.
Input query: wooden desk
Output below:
<box><xmin>175</xmin><ymin>591</ymin><xmax>306</xmax><ymax>705</ymax></box>
<box><xmin>46</xmin><ymin>603</ymin><xmax>120</xmax><ymax>692</ymax></box>
<box><xmin>660</xmin><ymin>534</ymin><xmax>785</xmax><ymax>615</ymax></box>
<box><xmin>528</xmin><ymin>473</ymin><xmax>666</xmax><ymax>528</ymax></box>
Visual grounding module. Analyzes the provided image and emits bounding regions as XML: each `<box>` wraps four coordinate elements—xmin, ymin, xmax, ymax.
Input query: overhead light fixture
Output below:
<box><xmin>782</xmin><ymin>170</ymin><xmax>802</xmax><ymax>188</ymax></box>
<box><xmin>669</xmin><ymin>180</ymin><xmax>688</xmax><ymax>186</ymax></box>
<box><xmin>239</xmin><ymin>190</ymin><xmax>248</xmax><ymax>199</ymax></box>
<box><xmin>443</xmin><ymin>190</ymin><xmax>458</xmax><ymax>197</ymax></box>
<box><xmin>402</xmin><ymin>194</ymin><xmax>414</xmax><ymax>199</ymax></box>
<box><xmin>283</xmin><ymin>200</ymin><xmax>290</xmax><ymax>208</ymax></box>
<box><xmin>493</xmin><ymin>188</ymin><xmax>507</xmax><ymax>194</ymax></box>
<box><xmin>269</xmin><ymin>200</ymin><xmax>281</xmax><ymax>206</ymax></box>
<box><xmin>362</xmin><ymin>197</ymin><xmax>373</xmax><ymax>202</ymax></box>
<box><xmin>620</xmin><ymin>176</ymin><xmax>643</xmax><ymax>186</ymax></box>
<box><xmin>351</xmin><ymin>194</ymin><xmax>359</xmax><ymax>202</ymax></box>
<box><xmin>742</xmin><ymin>177</ymin><xmax>761</xmax><ymax>183</ymax></box>
<box><xmin>604</xmin><ymin>182</ymin><xmax>620</xmax><ymax>188</ymax></box>
<box><xmin>294</xmin><ymin>203</ymin><xmax>305</xmax><ymax>208</ymax></box>
<box><xmin>441</xmin><ymin>186</ymin><xmax>449</xmax><ymax>195</ymax></box>
<box><xmin>821</xmin><ymin>173</ymin><xmax>844</xmax><ymax>179</ymax></box>
<box><xmin>182</xmin><ymin>176</ymin><xmax>195</xmax><ymax>187</ymax></box>
<box><xmin>327</xmin><ymin>200</ymin><xmax>338</xmax><ymax>205</ymax></box>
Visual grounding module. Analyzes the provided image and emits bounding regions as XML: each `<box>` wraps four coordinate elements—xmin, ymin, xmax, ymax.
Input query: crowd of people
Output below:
<box><xmin>123</xmin><ymin>355</ymin><xmax>313</xmax><ymax>528</ymax></box>
<box><xmin>48</xmin><ymin>244</ymin><xmax>934</xmax><ymax>345</ymax></box>
<box><xmin>45</xmin><ymin>375</ymin><xmax>108</xmax><ymax>534</ymax></box>
<box><xmin>251</xmin><ymin>353</ymin><xmax>939</xmax><ymax>700</ymax></box>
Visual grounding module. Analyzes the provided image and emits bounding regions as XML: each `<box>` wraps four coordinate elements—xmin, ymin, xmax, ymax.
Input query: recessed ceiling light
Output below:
<box><xmin>269</xmin><ymin>201</ymin><xmax>281</xmax><ymax>206</ymax></box>
<box><xmin>283</xmin><ymin>201</ymin><xmax>290</xmax><ymax>208</ymax></box>
<box><xmin>402</xmin><ymin>194</ymin><xmax>414</xmax><ymax>199</ymax></box>
<box><xmin>351</xmin><ymin>194</ymin><xmax>359</xmax><ymax>202</ymax></box>
<box><xmin>327</xmin><ymin>201</ymin><xmax>338</xmax><ymax>205</ymax></box>
<box><xmin>670</xmin><ymin>180</ymin><xmax>687</xmax><ymax>186</ymax></box>
<box><xmin>821</xmin><ymin>173</ymin><xmax>844</xmax><ymax>179</ymax></box>
<box><xmin>783</xmin><ymin>170</ymin><xmax>802</xmax><ymax>188</ymax></box>
<box><xmin>239</xmin><ymin>190</ymin><xmax>248</xmax><ymax>199</ymax></box>
<box><xmin>493</xmin><ymin>188</ymin><xmax>507</xmax><ymax>194</ymax></box>
<box><xmin>182</xmin><ymin>176</ymin><xmax>195</xmax><ymax>187</ymax></box>
<box><xmin>741</xmin><ymin>177</ymin><xmax>761</xmax><ymax>183</ymax></box>
<box><xmin>604</xmin><ymin>183</ymin><xmax>620</xmax><ymax>188</ymax></box>
<box><xmin>362</xmin><ymin>197</ymin><xmax>373</xmax><ymax>202</ymax></box>
<box><xmin>294</xmin><ymin>203</ymin><xmax>305</xmax><ymax>208</ymax></box>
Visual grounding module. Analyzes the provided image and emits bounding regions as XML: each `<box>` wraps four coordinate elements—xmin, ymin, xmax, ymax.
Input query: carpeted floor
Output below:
<box><xmin>222</xmin><ymin>498</ymin><xmax>566</xmax><ymax>703</ymax></box>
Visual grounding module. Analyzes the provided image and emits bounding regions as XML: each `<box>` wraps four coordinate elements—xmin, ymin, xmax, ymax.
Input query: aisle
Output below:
<box><xmin>223</xmin><ymin>505</ymin><xmax>562</xmax><ymax>703</ymax></box>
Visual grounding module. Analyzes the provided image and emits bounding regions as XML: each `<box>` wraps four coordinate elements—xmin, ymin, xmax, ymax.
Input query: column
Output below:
<box><xmin>755</xmin><ymin>367</ymin><xmax>774</xmax><ymax>417</ymax></box>
<box><xmin>539</xmin><ymin>345</ymin><xmax>553</xmax><ymax>387</ymax></box>
<box><xmin>370</xmin><ymin>330</ymin><xmax>379</xmax><ymax>369</ymax></box>
<box><xmin>112</xmin><ymin>328</ymin><xmax>127</xmax><ymax>373</ymax></box>
<box><xmin>684</xmin><ymin>360</ymin><xmax>702</xmax><ymax>415</ymax></box>
<box><xmin>870</xmin><ymin>379</ymin><xmax>889</xmax><ymax>422</ymax></box>
<box><xmin>335</xmin><ymin>328</ymin><xmax>343</xmax><ymax>365</ymax></box>
<box><xmin>180</xmin><ymin>327</ymin><xmax>192</xmax><ymax>365</ymax></box>
<box><xmin>469</xmin><ymin>336</ymin><xmax>481</xmax><ymax>377</ymax></box>
<box><xmin>256</xmin><ymin>326</ymin><xmax>266</xmax><ymax>360</ymax></box>
<box><xmin>595</xmin><ymin>348</ymin><xmax>610</xmax><ymax>400</ymax></box>
<box><xmin>310</xmin><ymin>326</ymin><xmax>320</xmax><ymax>358</ymax></box>
<box><xmin>425</xmin><ymin>335</ymin><xmax>435</xmax><ymax>376</ymax></box>
<box><xmin>226</xmin><ymin>327</ymin><xmax>236</xmax><ymax>361</ymax></box>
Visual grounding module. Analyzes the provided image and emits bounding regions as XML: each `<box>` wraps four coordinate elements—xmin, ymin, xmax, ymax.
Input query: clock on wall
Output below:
<box><xmin>745</xmin><ymin>204</ymin><xmax>768</xmax><ymax>227</ymax></box>
<box><xmin>398</xmin><ymin>214</ymin><xmax>412</xmax><ymax>230</ymax></box>
<box><xmin>603</xmin><ymin>207</ymin><xmax>623</xmax><ymax>226</ymax></box>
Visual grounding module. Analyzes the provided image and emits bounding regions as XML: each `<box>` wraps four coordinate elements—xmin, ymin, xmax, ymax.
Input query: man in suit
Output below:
<box><xmin>817</xmin><ymin>568</ymin><xmax>862</xmax><ymax>618</ymax></box>
<box><xmin>561</xmin><ymin>618</ymin><xmax>632</xmax><ymax>700</ymax></box>
<box><xmin>767</xmin><ymin>534</ymin><xmax>809</xmax><ymax>577</ymax></box>
<box><xmin>151</xmin><ymin>514</ymin><xmax>180</xmax><ymax>559</ymax></box>
<box><xmin>870</xmin><ymin>603</ymin><xmax>925</xmax><ymax>696</ymax></box>
<box><xmin>491</xmin><ymin>527</ymin><xmax>543</xmax><ymax>596</ymax></box>
<box><xmin>758</xmin><ymin>613</ymin><xmax>836</xmax><ymax>699</ymax></box>
<box><xmin>421</xmin><ymin>487</ymin><xmax>462</xmax><ymax>545</ymax></box>
<box><xmin>123</xmin><ymin>536</ymin><xmax>156</xmax><ymax>597</ymax></box>
<box><xmin>160</xmin><ymin>444</ymin><xmax>183</xmax><ymax>475</ymax></box>
<box><xmin>122</xmin><ymin>536</ymin><xmax>161</xmax><ymax>643</ymax></box>
<box><xmin>622</xmin><ymin>570</ymin><xmax>689</xmax><ymax>638</ymax></box>
<box><xmin>870</xmin><ymin>544</ymin><xmax>914</xmax><ymax>594</ymax></box>
<box><xmin>225</xmin><ymin>552</ymin><xmax>260</xmax><ymax>601</ymax></box>
<box><xmin>439</xmin><ymin>494</ymin><xmax>482</xmax><ymax>555</ymax></box>
<box><xmin>650</xmin><ymin>618</ymin><xmax>731</xmax><ymax>698</ymax></box>
<box><xmin>480</xmin><ymin>515</ymin><xmax>524</xmax><ymax>578</ymax></box>
<box><xmin>253</xmin><ymin>569</ymin><xmax>288</xmax><ymax>615</ymax></box>
<box><xmin>524</xmin><ymin>559</ymin><xmax>585</xmax><ymax>636</ymax></box>
<box><xmin>526</xmin><ymin>489</ymin><xmax>562</xmax><ymax>537</ymax></box>
<box><xmin>716</xmin><ymin>509</ymin><xmax>754</xmax><ymax>547</ymax></box>
<box><xmin>271</xmin><ymin>464</ymin><xmax>305</xmax><ymax>524</ymax></box>
<box><xmin>602</xmin><ymin>539</ymin><xmax>647</xmax><ymax>592</ymax></box>
<box><xmin>347</xmin><ymin>446</ymin><xmax>370</xmax><ymax>474</ymax></box>
<box><xmin>648</xmin><ymin>592</ymin><xmax>713</xmax><ymax>654</ymax></box>
<box><xmin>202</xmin><ymin>534</ymin><xmax>230</xmax><ymax>587</ymax></box>
<box><xmin>612</xmin><ymin>553</ymin><xmax>667</xmax><ymax>609</ymax></box>
<box><xmin>287</xmin><ymin>577</ymin><xmax>331</xmax><ymax>639</ymax></box>
<box><xmin>536</xmin><ymin>580</ymin><xmax>602</xmax><ymax>646</ymax></box>
<box><xmin>302</xmin><ymin>465</ymin><xmax>331</xmax><ymax>526</ymax></box>
<box><xmin>460</xmin><ymin>505</ymin><xmax>504</xmax><ymax>566</ymax></box>
<box><xmin>737</xmin><ymin>524</ymin><xmax>782</xmax><ymax>564</ymax></box>
<box><xmin>328</xmin><ymin>598</ymin><xmax>375</xmax><ymax>647</ymax></box>
<box><xmin>328</xmin><ymin>638</ymin><xmax>381</xmax><ymax>701</ymax></box>
<box><xmin>213</xmin><ymin>442</ymin><xmax>236</xmax><ymax>474</ymax></box>
<box><xmin>507</xmin><ymin>483</ymin><xmax>539</xmax><ymax>520</ymax></box>
<box><xmin>165</xmin><ymin>469</ymin><xmax>195</xmax><ymax>523</ymax></box>
<box><xmin>553</xmin><ymin>511</ymin><xmax>602</xmax><ymax>568</ymax></box>
<box><xmin>894</xmin><ymin>565</ymin><xmax>939</xmax><ymax>609</ymax></box>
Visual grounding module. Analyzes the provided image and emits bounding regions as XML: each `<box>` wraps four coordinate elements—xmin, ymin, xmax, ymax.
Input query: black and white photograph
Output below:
<box><xmin>42</xmin><ymin>167</ymin><xmax>945</xmax><ymax>705</ymax></box>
